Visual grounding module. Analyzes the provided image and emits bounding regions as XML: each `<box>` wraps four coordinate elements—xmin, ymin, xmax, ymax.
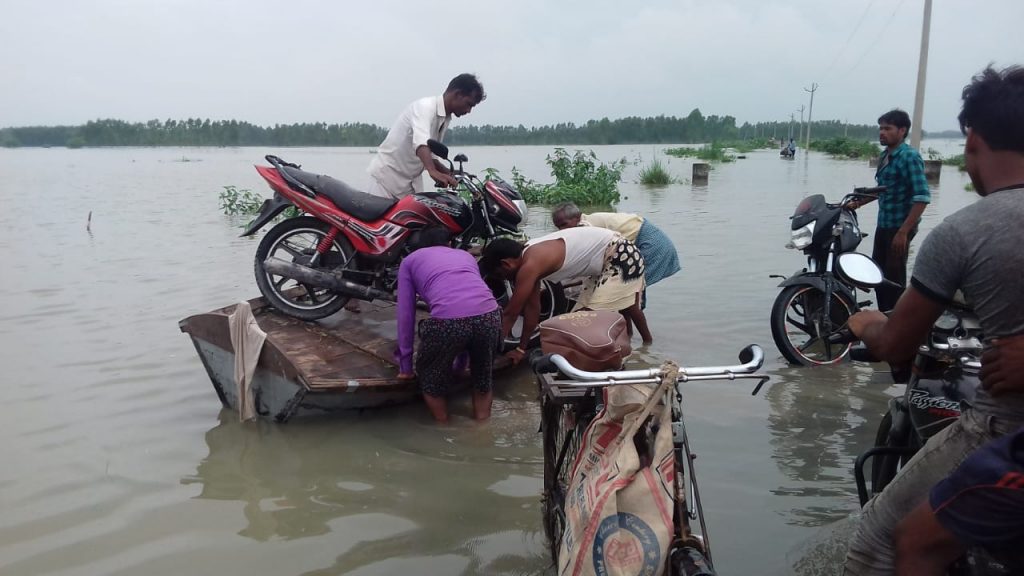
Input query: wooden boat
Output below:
<box><xmin>180</xmin><ymin>295</ymin><xmax>433</xmax><ymax>421</ymax></box>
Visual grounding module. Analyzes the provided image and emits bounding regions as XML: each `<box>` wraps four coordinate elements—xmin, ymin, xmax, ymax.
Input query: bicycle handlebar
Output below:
<box><xmin>539</xmin><ymin>344</ymin><xmax>765</xmax><ymax>383</ymax></box>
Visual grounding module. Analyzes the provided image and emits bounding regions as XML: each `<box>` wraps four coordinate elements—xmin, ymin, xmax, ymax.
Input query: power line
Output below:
<box><xmin>820</xmin><ymin>0</ymin><xmax>877</xmax><ymax>82</ymax></box>
<box><xmin>842</xmin><ymin>0</ymin><xmax>908</xmax><ymax>78</ymax></box>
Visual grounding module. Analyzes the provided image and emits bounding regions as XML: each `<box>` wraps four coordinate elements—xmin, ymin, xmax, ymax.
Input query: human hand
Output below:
<box><xmin>981</xmin><ymin>335</ymin><xmax>1024</xmax><ymax>397</ymax></box>
<box><xmin>848</xmin><ymin>310</ymin><xmax>887</xmax><ymax>339</ymax></box>
<box><xmin>892</xmin><ymin>230</ymin><xmax>910</xmax><ymax>260</ymax></box>
<box><xmin>504</xmin><ymin>347</ymin><xmax>527</xmax><ymax>366</ymax></box>
<box><xmin>431</xmin><ymin>171</ymin><xmax>458</xmax><ymax>189</ymax></box>
<box><xmin>397</xmin><ymin>372</ymin><xmax>416</xmax><ymax>381</ymax></box>
<box><xmin>848</xmin><ymin>200</ymin><xmax>861</xmax><ymax>210</ymax></box>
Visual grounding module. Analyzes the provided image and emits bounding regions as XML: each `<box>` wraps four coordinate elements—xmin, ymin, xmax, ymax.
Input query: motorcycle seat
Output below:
<box><xmin>281</xmin><ymin>166</ymin><xmax>396</xmax><ymax>221</ymax></box>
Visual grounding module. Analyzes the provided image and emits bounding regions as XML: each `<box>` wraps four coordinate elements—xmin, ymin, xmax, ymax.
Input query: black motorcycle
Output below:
<box><xmin>770</xmin><ymin>187</ymin><xmax>891</xmax><ymax>366</ymax></box>
<box><xmin>849</xmin><ymin>307</ymin><xmax>1009</xmax><ymax>575</ymax></box>
<box><xmin>853</xmin><ymin>303</ymin><xmax>983</xmax><ymax>501</ymax></box>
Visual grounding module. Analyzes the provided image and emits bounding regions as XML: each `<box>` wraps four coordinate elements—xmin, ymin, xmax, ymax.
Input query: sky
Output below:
<box><xmin>2</xmin><ymin>0</ymin><xmax>1023</xmax><ymax>132</ymax></box>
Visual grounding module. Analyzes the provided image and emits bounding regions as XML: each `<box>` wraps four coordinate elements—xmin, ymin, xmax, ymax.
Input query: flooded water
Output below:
<box><xmin>0</xmin><ymin>140</ymin><xmax>975</xmax><ymax>575</ymax></box>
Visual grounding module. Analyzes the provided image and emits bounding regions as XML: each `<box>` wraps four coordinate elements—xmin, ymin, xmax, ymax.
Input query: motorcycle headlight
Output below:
<box><xmin>513</xmin><ymin>199</ymin><xmax>528</xmax><ymax>224</ymax></box>
<box><xmin>788</xmin><ymin>222</ymin><xmax>815</xmax><ymax>250</ymax></box>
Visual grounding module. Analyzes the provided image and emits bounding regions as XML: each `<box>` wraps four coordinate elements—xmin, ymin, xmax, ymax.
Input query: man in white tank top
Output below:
<box><xmin>480</xmin><ymin>228</ymin><xmax>651</xmax><ymax>365</ymax></box>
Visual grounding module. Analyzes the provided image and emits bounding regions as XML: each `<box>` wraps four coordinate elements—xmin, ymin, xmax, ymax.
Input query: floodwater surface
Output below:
<box><xmin>0</xmin><ymin>140</ymin><xmax>974</xmax><ymax>575</ymax></box>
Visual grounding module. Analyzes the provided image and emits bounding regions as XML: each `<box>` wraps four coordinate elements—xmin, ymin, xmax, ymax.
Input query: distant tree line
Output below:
<box><xmin>0</xmin><ymin>111</ymin><xmax>892</xmax><ymax>149</ymax></box>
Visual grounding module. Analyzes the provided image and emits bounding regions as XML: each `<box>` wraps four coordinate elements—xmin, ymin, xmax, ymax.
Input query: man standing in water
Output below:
<box><xmin>851</xmin><ymin>109</ymin><xmax>931</xmax><ymax>312</ymax></box>
<box><xmin>843</xmin><ymin>65</ymin><xmax>1024</xmax><ymax>575</ymax></box>
<box><xmin>367</xmin><ymin>73</ymin><xmax>485</xmax><ymax>200</ymax></box>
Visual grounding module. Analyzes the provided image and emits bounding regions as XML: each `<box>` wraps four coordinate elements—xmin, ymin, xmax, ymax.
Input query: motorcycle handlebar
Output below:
<box><xmin>853</xmin><ymin>185</ymin><xmax>887</xmax><ymax>196</ymax></box>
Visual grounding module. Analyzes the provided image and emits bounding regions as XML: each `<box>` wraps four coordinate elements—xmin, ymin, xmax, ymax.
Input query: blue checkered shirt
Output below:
<box><xmin>874</xmin><ymin>142</ymin><xmax>931</xmax><ymax>229</ymax></box>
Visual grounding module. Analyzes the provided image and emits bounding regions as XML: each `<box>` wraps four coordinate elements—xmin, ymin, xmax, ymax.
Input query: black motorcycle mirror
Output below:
<box><xmin>427</xmin><ymin>139</ymin><xmax>449</xmax><ymax>160</ymax></box>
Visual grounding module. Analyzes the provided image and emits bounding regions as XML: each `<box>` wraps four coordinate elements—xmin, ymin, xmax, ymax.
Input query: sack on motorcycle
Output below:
<box><xmin>539</xmin><ymin>310</ymin><xmax>631</xmax><ymax>372</ymax></box>
<box><xmin>558</xmin><ymin>379</ymin><xmax>675</xmax><ymax>576</ymax></box>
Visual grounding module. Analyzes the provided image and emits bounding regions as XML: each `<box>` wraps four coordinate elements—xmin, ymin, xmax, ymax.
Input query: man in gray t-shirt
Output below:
<box><xmin>842</xmin><ymin>65</ymin><xmax>1024</xmax><ymax>575</ymax></box>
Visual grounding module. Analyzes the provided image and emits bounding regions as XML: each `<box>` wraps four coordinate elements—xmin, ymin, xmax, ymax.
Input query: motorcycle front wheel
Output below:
<box><xmin>770</xmin><ymin>284</ymin><xmax>854</xmax><ymax>366</ymax></box>
<box><xmin>254</xmin><ymin>216</ymin><xmax>355</xmax><ymax>321</ymax></box>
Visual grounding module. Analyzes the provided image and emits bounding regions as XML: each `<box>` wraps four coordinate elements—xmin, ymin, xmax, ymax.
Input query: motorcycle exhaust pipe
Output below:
<box><xmin>262</xmin><ymin>257</ymin><xmax>396</xmax><ymax>302</ymax></box>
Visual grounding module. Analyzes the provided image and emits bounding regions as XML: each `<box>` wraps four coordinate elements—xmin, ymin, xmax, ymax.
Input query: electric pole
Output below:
<box><xmin>789</xmin><ymin>113</ymin><xmax>795</xmax><ymax>140</ymax></box>
<box><xmin>910</xmin><ymin>0</ymin><xmax>932</xmax><ymax>148</ymax></box>
<box><xmin>804</xmin><ymin>83</ymin><xmax>818</xmax><ymax>150</ymax></box>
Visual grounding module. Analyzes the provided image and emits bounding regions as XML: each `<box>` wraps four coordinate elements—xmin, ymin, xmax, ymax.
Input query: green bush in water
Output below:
<box><xmin>494</xmin><ymin>149</ymin><xmax>627</xmax><ymax>205</ymax></box>
<box><xmin>638</xmin><ymin>158</ymin><xmax>675</xmax><ymax>186</ymax></box>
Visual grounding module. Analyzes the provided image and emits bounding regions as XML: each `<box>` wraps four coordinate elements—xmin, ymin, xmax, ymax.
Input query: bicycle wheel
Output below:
<box><xmin>540</xmin><ymin>393</ymin><xmax>596</xmax><ymax>563</ymax></box>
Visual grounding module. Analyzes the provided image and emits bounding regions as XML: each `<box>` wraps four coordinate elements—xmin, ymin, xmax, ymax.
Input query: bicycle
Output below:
<box><xmin>532</xmin><ymin>345</ymin><xmax>769</xmax><ymax>575</ymax></box>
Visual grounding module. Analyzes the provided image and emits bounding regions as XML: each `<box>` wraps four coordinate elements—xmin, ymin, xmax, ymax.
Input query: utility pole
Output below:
<box><xmin>910</xmin><ymin>0</ymin><xmax>932</xmax><ymax>148</ymax></box>
<box><xmin>804</xmin><ymin>83</ymin><xmax>818</xmax><ymax>150</ymax></box>
<box><xmin>844</xmin><ymin>118</ymin><xmax>849</xmax><ymax>138</ymax></box>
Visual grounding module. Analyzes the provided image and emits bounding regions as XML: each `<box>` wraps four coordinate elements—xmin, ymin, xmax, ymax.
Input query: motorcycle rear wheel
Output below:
<box><xmin>254</xmin><ymin>216</ymin><xmax>355</xmax><ymax>321</ymax></box>
<box><xmin>770</xmin><ymin>284</ymin><xmax>854</xmax><ymax>366</ymax></box>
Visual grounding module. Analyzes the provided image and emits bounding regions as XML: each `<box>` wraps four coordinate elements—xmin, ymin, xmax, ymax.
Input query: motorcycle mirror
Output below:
<box><xmin>453</xmin><ymin>153</ymin><xmax>468</xmax><ymax>163</ymax></box>
<box><xmin>427</xmin><ymin>139</ymin><xmax>449</xmax><ymax>160</ymax></box>
<box><xmin>835</xmin><ymin>252</ymin><xmax>884</xmax><ymax>288</ymax></box>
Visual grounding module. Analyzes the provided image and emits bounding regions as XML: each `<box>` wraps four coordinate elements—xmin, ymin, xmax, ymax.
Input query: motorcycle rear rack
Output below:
<box><xmin>853</xmin><ymin>446</ymin><xmax>918</xmax><ymax>507</ymax></box>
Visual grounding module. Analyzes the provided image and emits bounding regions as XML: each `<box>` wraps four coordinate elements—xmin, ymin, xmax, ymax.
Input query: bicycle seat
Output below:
<box><xmin>280</xmin><ymin>166</ymin><xmax>396</xmax><ymax>221</ymax></box>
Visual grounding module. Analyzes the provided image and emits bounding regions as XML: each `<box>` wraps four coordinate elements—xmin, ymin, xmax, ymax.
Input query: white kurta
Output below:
<box><xmin>367</xmin><ymin>95</ymin><xmax>450</xmax><ymax>199</ymax></box>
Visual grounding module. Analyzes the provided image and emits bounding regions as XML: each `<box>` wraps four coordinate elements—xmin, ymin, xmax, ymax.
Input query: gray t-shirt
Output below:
<box><xmin>911</xmin><ymin>185</ymin><xmax>1024</xmax><ymax>420</ymax></box>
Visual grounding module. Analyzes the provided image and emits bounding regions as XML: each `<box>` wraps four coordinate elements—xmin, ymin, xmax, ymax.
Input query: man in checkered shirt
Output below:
<box><xmin>853</xmin><ymin>109</ymin><xmax>931</xmax><ymax>311</ymax></box>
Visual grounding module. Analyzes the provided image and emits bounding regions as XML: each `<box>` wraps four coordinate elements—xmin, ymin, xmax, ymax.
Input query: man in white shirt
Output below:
<box><xmin>367</xmin><ymin>73</ymin><xmax>486</xmax><ymax>200</ymax></box>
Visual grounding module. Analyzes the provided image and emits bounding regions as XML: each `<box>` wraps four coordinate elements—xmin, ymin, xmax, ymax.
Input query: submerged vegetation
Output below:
<box><xmin>498</xmin><ymin>149</ymin><xmax>627</xmax><ymax>205</ymax></box>
<box><xmin>219</xmin><ymin>186</ymin><xmax>265</xmax><ymax>215</ymax></box>
<box><xmin>941</xmin><ymin>153</ymin><xmax>967</xmax><ymax>171</ymax></box>
<box><xmin>638</xmin><ymin>158</ymin><xmax>676</xmax><ymax>186</ymax></box>
<box><xmin>808</xmin><ymin>137</ymin><xmax>880</xmax><ymax>159</ymax></box>
<box><xmin>219</xmin><ymin>185</ymin><xmax>299</xmax><ymax>223</ymax></box>
<box><xmin>664</xmin><ymin>143</ymin><xmax>736</xmax><ymax>163</ymax></box>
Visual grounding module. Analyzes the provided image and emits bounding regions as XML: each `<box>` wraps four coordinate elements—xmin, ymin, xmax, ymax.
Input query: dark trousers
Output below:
<box><xmin>871</xmin><ymin>226</ymin><xmax>917</xmax><ymax>312</ymax></box>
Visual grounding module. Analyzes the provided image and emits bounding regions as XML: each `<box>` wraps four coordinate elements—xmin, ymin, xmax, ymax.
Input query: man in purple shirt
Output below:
<box><xmin>397</xmin><ymin>230</ymin><xmax>500</xmax><ymax>423</ymax></box>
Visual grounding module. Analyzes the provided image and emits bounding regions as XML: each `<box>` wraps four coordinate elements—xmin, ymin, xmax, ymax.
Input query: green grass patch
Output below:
<box><xmin>664</xmin><ymin>143</ymin><xmax>735</xmax><ymax>162</ymax></box>
<box><xmin>808</xmin><ymin>137</ymin><xmax>880</xmax><ymax>159</ymax></box>
<box><xmin>638</xmin><ymin>158</ymin><xmax>676</xmax><ymax>186</ymax></box>
<box><xmin>942</xmin><ymin>154</ymin><xmax>966</xmax><ymax>171</ymax></box>
<box><xmin>721</xmin><ymin>137</ymin><xmax>777</xmax><ymax>153</ymax></box>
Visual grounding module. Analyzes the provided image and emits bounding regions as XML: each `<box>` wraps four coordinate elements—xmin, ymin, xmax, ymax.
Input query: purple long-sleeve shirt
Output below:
<box><xmin>397</xmin><ymin>246</ymin><xmax>498</xmax><ymax>374</ymax></box>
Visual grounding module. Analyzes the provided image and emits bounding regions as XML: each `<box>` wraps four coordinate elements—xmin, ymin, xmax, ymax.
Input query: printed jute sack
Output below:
<box><xmin>558</xmin><ymin>364</ymin><xmax>678</xmax><ymax>576</ymax></box>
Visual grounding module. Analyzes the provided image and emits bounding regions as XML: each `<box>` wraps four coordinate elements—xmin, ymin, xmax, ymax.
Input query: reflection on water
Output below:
<box><xmin>765</xmin><ymin>364</ymin><xmax>894</xmax><ymax>527</ymax></box>
<box><xmin>0</xmin><ymin>142</ymin><xmax>972</xmax><ymax>575</ymax></box>
<box><xmin>182</xmin><ymin>400</ymin><xmax>551</xmax><ymax>575</ymax></box>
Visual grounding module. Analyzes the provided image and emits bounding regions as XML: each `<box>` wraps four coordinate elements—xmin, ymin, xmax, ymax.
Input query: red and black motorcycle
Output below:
<box><xmin>241</xmin><ymin>140</ymin><xmax>531</xmax><ymax>321</ymax></box>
